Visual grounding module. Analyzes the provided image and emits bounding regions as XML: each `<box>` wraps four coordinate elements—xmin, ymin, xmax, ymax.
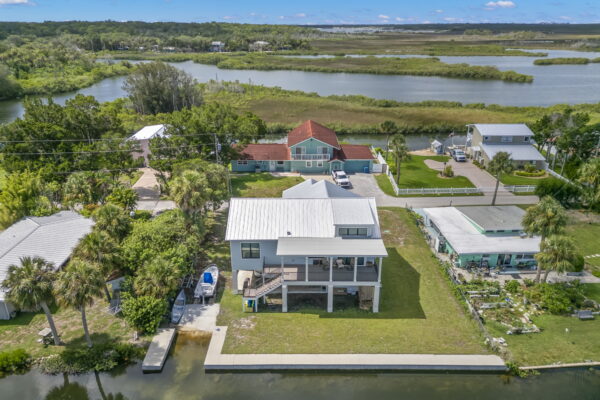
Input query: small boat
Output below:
<box><xmin>194</xmin><ymin>264</ymin><xmax>219</xmax><ymax>299</ymax></box>
<box><xmin>171</xmin><ymin>289</ymin><xmax>186</xmax><ymax>324</ymax></box>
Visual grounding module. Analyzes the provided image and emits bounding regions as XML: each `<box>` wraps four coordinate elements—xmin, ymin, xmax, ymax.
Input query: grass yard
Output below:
<box><xmin>216</xmin><ymin>208</ymin><xmax>486</xmax><ymax>354</ymax></box>
<box><xmin>230</xmin><ymin>173</ymin><xmax>304</xmax><ymax>198</ymax></box>
<box><xmin>566</xmin><ymin>221</ymin><xmax>600</xmax><ymax>268</ymax></box>
<box><xmin>500</xmin><ymin>172</ymin><xmax>546</xmax><ymax>187</ymax></box>
<box><xmin>0</xmin><ymin>300</ymin><xmax>138</xmax><ymax>359</ymax></box>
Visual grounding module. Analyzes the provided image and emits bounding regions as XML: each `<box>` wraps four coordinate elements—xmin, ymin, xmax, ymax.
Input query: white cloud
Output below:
<box><xmin>0</xmin><ymin>0</ymin><xmax>32</xmax><ymax>4</ymax></box>
<box><xmin>435</xmin><ymin>9</ymin><xmax>444</xmax><ymax>14</ymax></box>
<box><xmin>485</xmin><ymin>1</ymin><xmax>516</xmax><ymax>10</ymax></box>
<box><xmin>222</xmin><ymin>16</ymin><xmax>235</xmax><ymax>20</ymax></box>
<box><xmin>378</xmin><ymin>14</ymin><xmax>390</xmax><ymax>20</ymax></box>
<box><xmin>422</xmin><ymin>20</ymin><xmax>432</xmax><ymax>24</ymax></box>
<box><xmin>278</xmin><ymin>15</ymin><xmax>285</xmax><ymax>19</ymax></box>
<box><xmin>443</xmin><ymin>17</ymin><xmax>460</xmax><ymax>22</ymax></box>
<box><xmin>559</xmin><ymin>15</ymin><xmax>573</xmax><ymax>20</ymax></box>
<box><xmin>294</xmin><ymin>13</ymin><xmax>307</xmax><ymax>18</ymax></box>
<box><xmin>395</xmin><ymin>17</ymin><xmax>405</xmax><ymax>22</ymax></box>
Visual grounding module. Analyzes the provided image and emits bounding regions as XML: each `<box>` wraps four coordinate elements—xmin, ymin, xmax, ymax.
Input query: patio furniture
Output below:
<box><xmin>336</xmin><ymin>259</ymin><xmax>345</xmax><ymax>269</ymax></box>
<box><xmin>578</xmin><ymin>310</ymin><xmax>594</xmax><ymax>320</ymax></box>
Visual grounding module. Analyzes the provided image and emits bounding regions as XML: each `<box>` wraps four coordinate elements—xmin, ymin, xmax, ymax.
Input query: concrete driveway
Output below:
<box><xmin>133</xmin><ymin>168</ymin><xmax>176</xmax><ymax>214</ymax></box>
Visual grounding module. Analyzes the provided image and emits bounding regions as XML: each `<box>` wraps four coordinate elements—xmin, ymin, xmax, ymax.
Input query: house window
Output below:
<box><xmin>306</xmin><ymin>161</ymin><xmax>312</xmax><ymax>168</ymax></box>
<box><xmin>316</xmin><ymin>161</ymin><xmax>323</xmax><ymax>167</ymax></box>
<box><xmin>357</xmin><ymin>257</ymin><xmax>365</xmax><ymax>266</ymax></box>
<box><xmin>321</xmin><ymin>147</ymin><xmax>328</xmax><ymax>154</ymax></box>
<box><xmin>484</xmin><ymin>136</ymin><xmax>490</xmax><ymax>141</ymax></box>
<box><xmin>524</xmin><ymin>136</ymin><xmax>530</xmax><ymax>142</ymax></box>
<box><xmin>277</xmin><ymin>161</ymin><xmax>284</xmax><ymax>165</ymax></box>
<box><xmin>501</xmin><ymin>136</ymin><xmax>513</xmax><ymax>143</ymax></box>
<box><xmin>295</xmin><ymin>147</ymin><xmax>304</xmax><ymax>155</ymax></box>
<box><xmin>339</xmin><ymin>227</ymin><xmax>368</xmax><ymax>236</ymax></box>
<box><xmin>241</xmin><ymin>243</ymin><xmax>260</xmax><ymax>259</ymax></box>
<box><xmin>237</xmin><ymin>160</ymin><xmax>248</xmax><ymax>165</ymax></box>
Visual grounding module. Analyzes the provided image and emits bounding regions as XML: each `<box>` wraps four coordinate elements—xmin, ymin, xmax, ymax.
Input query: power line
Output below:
<box><xmin>0</xmin><ymin>143</ymin><xmax>216</xmax><ymax>156</ymax></box>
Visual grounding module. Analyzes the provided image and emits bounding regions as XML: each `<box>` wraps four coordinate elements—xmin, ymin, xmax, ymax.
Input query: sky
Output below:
<box><xmin>0</xmin><ymin>0</ymin><xmax>599</xmax><ymax>24</ymax></box>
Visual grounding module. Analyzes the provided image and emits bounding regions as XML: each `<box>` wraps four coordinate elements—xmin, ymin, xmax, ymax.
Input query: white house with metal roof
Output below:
<box><xmin>225</xmin><ymin>180</ymin><xmax>387</xmax><ymax>313</ymax></box>
<box><xmin>0</xmin><ymin>211</ymin><xmax>94</xmax><ymax>319</ymax></box>
<box><xmin>467</xmin><ymin>124</ymin><xmax>545</xmax><ymax>169</ymax></box>
<box><xmin>421</xmin><ymin>206</ymin><xmax>540</xmax><ymax>273</ymax></box>
<box><xmin>128</xmin><ymin>124</ymin><xmax>167</xmax><ymax>166</ymax></box>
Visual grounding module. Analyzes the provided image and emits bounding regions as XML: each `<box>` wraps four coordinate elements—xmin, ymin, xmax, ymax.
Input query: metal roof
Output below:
<box><xmin>480</xmin><ymin>143</ymin><xmax>545</xmax><ymax>161</ymax></box>
<box><xmin>283</xmin><ymin>179</ymin><xmax>359</xmax><ymax>199</ymax></box>
<box><xmin>423</xmin><ymin>207</ymin><xmax>540</xmax><ymax>255</ymax></box>
<box><xmin>225</xmin><ymin>197</ymin><xmax>380</xmax><ymax>241</ymax></box>
<box><xmin>470</xmin><ymin>124</ymin><xmax>534</xmax><ymax>137</ymax></box>
<box><xmin>277</xmin><ymin>237</ymin><xmax>388</xmax><ymax>257</ymax></box>
<box><xmin>0</xmin><ymin>211</ymin><xmax>94</xmax><ymax>301</ymax></box>
<box><xmin>129</xmin><ymin>124</ymin><xmax>167</xmax><ymax>141</ymax></box>
<box><xmin>456</xmin><ymin>206</ymin><xmax>526</xmax><ymax>232</ymax></box>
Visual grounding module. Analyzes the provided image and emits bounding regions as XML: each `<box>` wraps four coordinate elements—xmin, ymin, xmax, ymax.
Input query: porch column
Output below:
<box><xmin>327</xmin><ymin>284</ymin><xmax>333</xmax><ymax>313</ymax></box>
<box><xmin>373</xmin><ymin>285</ymin><xmax>380</xmax><ymax>313</ymax></box>
<box><xmin>231</xmin><ymin>270</ymin><xmax>239</xmax><ymax>293</ymax></box>
<box><xmin>329</xmin><ymin>257</ymin><xmax>333</xmax><ymax>281</ymax></box>
<box><xmin>377</xmin><ymin>257</ymin><xmax>383</xmax><ymax>283</ymax></box>
<box><xmin>282</xmin><ymin>285</ymin><xmax>288</xmax><ymax>313</ymax></box>
<box><xmin>305</xmin><ymin>257</ymin><xmax>309</xmax><ymax>282</ymax></box>
<box><xmin>281</xmin><ymin>256</ymin><xmax>285</xmax><ymax>281</ymax></box>
<box><xmin>353</xmin><ymin>257</ymin><xmax>358</xmax><ymax>282</ymax></box>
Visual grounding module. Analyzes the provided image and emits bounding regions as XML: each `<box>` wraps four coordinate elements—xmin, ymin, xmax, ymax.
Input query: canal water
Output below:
<box><xmin>1</xmin><ymin>49</ymin><xmax>600</xmax><ymax>124</ymax></box>
<box><xmin>0</xmin><ymin>332</ymin><xmax>598</xmax><ymax>400</ymax></box>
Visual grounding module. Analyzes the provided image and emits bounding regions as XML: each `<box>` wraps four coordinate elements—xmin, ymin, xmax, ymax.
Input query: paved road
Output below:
<box><xmin>132</xmin><ymin>168</ymin><xmax>176</xmax><ymax>214</ymax></box>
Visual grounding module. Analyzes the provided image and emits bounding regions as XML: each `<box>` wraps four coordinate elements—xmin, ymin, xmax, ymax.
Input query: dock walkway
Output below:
<box><xmin>142</xmin><ymin>328</ymin><xmax>177</xmax><ymax>371</ymax></box>
<box><xmin>204</xmin><ymin>326</ymin><xmax>507</xmax><ymax>372</ymax></box>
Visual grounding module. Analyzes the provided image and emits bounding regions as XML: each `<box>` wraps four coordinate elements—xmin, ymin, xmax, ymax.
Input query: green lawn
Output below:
<box><xmin>0</xmin><ymin>300</ymin><xmax>139</xmax><ymax>359</ymax></box>
<box><xmin>500</xmin><ymin>172</ymin><xmax>547</xmax><ymax>187</ymax></box>
<box><xmin>230</xmin><ymin>173</ymin><xmax>304</xmax><ymax>198</ymax></box>
<box><xmin>566</xmin><ymin>221</ymin><xmax>600</xmax><ymax>268</ymax></box>
<box><xmin>217</xmin><ymin>208</ymin><xmax>486</xmax><ymax>354</ymax></box>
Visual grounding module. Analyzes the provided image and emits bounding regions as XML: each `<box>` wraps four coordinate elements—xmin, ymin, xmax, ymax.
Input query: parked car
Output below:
<box><xmin>332</xmin><ymin>170</ymin><xmax>351</xmax><ymax>188</ymax></box>
<box><xmin>451</xmin><ymin>149</ymin><xmax>466</xmax><ymax>162</ymax></box>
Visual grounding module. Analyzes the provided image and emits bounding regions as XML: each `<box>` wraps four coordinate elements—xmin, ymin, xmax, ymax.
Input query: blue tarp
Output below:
<box><xmin>203</xmin><ymin>271</ymin><xmax>213</xmax><ymax>284</ymax></box>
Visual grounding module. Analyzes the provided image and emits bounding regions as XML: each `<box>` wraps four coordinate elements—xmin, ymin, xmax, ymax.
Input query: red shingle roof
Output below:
<box><xmin>287</xmin><ymin>120</ymin><xmax>340</xmax><ymax>149</ymax></box>
<box><xmin>332</xmin><ymin>144</ymin><xmax>375</xmax><ymax>161</ymax></box>
<box><xmin>237</xmin><ymin>143</ymin><xmax>290</xmax><ymax>160</ymax></box>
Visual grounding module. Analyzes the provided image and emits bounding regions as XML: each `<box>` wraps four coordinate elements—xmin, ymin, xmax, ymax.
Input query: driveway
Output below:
<box><xmin>133</xmin><ymin>168</ymin><xmax>176</xmax><ymax>214</ymax></box>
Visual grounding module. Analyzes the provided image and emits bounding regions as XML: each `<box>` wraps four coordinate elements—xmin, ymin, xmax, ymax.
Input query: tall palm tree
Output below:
<box><xmin>1</xmin><ymin>257</ymin><xmax>61</xmax><ymax>345</ymax></box>
<box><xmin>578</xmin><ymin>158</ymin><xmax>600</xmax><ymax>207</ymax></box>
<box><xmin>389</xmin><ymin>134</ymin><xmax>410</xmax><ymax>184</ymax></box>
<box><xmin>379</xmin><ymin>120</ymin><xmax>399</xmax><ymax>159</ymax></box>
<box><xmin>535</xmin><ymin>235</ymin><xmax>576</xmax><ymax>283</ymax></box>
<box><xmin>170</xmin><ymin>170</ymin><xmax>210</xmax><ymax>220</ymax></box>
<box><xmin>92</xmin><ymin>203</ymin><xmax>131</xmax><ymax>242</ymax></box>
<box><xmin>55</xmin><ymin>259</ymin><xmax>105</xmax><ymax>347</ymax></box>
<box><xmin>522</xmin><ymin>196</ymin><xmax>568</xmax><ymax>283</ymax></box>
<box><xmin>487</xmin><ymin>151</ymin><xmax>514</xmax><ymax>206</ymax></box>
<box><xmin>73</xmin><ymin>231</ymin><xmax>122</xmax><ymax>302</ymax></box>
<box><xmin>134</xmin><ymin>256</ymin><xmax>181</xmax><ymax>299</ymax></box>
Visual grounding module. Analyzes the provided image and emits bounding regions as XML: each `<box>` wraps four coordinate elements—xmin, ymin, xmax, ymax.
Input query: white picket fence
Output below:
<box><xmin>370</xmin><ymin>147</ymin><xmax>387</xmax><ymax>174</ymax></box>
<box><xmin>505</xmin><ymin>185</ymin><xmax>537</xmax><ymax>193</ymax></box>
<box><xmin>395</xmin><ymin>187</ymin><xmax>483</xmax><ymax>196</ymax></box>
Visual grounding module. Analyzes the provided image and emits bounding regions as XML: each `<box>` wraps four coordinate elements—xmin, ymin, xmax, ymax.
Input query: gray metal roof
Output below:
<box><xmin>456</xmin><ymin>206</ymin><xmax>526</xmax><ymax>231</ymax></box>
<box><xmin>480</xmin><ymin>143</ymin><xmax>545</xmax><ymax>161</ymax></box>
<box><xmin>277</xmin><ymin>237</ymin><xmax>388</xmax><ymax>257</ymax></box>
<box><xmin>0</xmin><ymin>211</ymin><xmax>94</xmax><ymax>301</ymax></box>
<box><xmin>471</xmin><ymin>124</ymin><xmax>534</xmax><ymax>137</ymax></box>
<box><xmin>282</xmin><ymin>179</ymin><xmax>359</xmax><ymax>199</ymax></box>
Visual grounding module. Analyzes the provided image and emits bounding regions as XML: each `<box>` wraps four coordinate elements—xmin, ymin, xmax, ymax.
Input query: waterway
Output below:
<box><xmin>1</xmin><ymin>332</ymin><xmax>599</xmax><ymax>400</ymax></box>
<box><xmin>1</xmin><ymin>49</ymin><xmax>599</xmax><ymax>124</ymax></box>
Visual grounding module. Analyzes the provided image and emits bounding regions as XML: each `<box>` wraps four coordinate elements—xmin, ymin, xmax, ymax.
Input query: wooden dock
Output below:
<box><xmin>142</xmin><ymin>328</ymin><xmax>177</xmax><ymax>372</ymax></box>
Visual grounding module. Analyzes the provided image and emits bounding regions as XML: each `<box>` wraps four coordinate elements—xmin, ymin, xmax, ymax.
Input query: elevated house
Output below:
<box><xmin>232</xmin><ymin>120</ymin><xmax>375</xmax><ymax>174</ymax></box>
<box><xmin>210</xmin><ymin>41</ymin><xmax>225</xmax><ymax>52</ymax></box>
<box><xmin>420</xmin><ymin>206</ymin><xmax>540</xmax><ymax>273</ymax></box>
<box><xmin>225</xmin><ymin>179</ymin><xmax>387</xmax><ymax>313</ymax></box>
<box><xmin>467</xmin><ymin>124</ymin><xmax>545</xmax><ymax>169</ymax></box>
<box><xmin>128</xmin><ymin>124</ymin><xmax>167</xmax><ymax>166</ymax></box>
<box><xmin>0</xmin><ymin>211</ymin><xmax>94</xmax><ymax>319</ymax></box>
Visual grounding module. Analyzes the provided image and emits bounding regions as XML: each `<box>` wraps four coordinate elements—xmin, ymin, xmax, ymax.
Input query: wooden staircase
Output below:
<box><xmin>243</xmin><ymin>275</ymin><xmax>283</xmax><ymax>300</ymax></box>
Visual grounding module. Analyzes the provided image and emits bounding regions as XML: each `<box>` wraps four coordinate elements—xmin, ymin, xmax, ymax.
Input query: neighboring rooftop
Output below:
<box><xmin>480</xmin><ymin>143</ymin><xmax>545</xmax><ymax>161</ymax></box>
<box><xmin>0</xmin><ymin>211</ymin><xmax>94</xmax><ymax>301</ymax></box>
<box><xmin>282</xmin><ymin>179</ymin><xmax>359</xmax><ymax>199</ymax></box>
<box><xmin>277</xmin><ymin>237</ymin><xmax>388</xmax><ymax>257</ymax></box>
<box><xmin>287</xmin><ymin>120</ymin><xmax>340</xmax><ymax>149</ymax></box>
<box><xmin>129</xmin><ymin>124</ymin><xmax>167</xmax><ymax>141</ymax></box>
<box><xmin>333</xmin><ymin>144</ymin><xmax>375</xmax><ymax>160</ymax></box>
<box><xmin>470</xmin><ymin>124</ymin><xmax>534</xmax><ymax>137</ymax></box>
<box><xmin>237</xmin><ymin>143</ymin><xmax>289</xmax><ymax>161</ymax></box>
<box><xmin>456</xmin><ymin>206</ymin><xmax>525</xmax><ymax>232</ymax></box>
<box><xmin>225</xmin><ymin>197</ymin><xmax>380</xmax><ymax>241</ymax></box>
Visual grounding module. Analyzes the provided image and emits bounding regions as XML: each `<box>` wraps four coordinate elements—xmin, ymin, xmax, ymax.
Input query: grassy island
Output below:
<box><xmin>533</xmin><ymin>57</ymin><xmax>600</xmax><ymax>65</ymax></box>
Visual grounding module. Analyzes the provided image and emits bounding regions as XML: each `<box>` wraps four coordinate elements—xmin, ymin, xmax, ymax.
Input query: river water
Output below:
<box><xmin>1</xmin><ymin>333</ymin><xmax>598</xmax><ymax>400</ymax></box>
<box><xmin>1</xmin><ymin>49</ymin><xmax>599</xmax><ymax>124</ymax></box>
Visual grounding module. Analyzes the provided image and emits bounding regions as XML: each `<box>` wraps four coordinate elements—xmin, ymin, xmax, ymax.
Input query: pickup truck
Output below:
<box><xmin>450</xmin><ymin>149</ymin><xmax>467</xmax><ymax>162</ymax></box>
<box><xmin>331</xmin><ymin>170</ymin><xmax>351</xmax><ymax>188</ymax></box>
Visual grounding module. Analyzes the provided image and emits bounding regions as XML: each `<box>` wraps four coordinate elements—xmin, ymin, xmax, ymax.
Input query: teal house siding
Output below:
<box><xmin>343</xmin><ymin>160</ymin><xmax>373</xmax><ymax>173</ymax></box>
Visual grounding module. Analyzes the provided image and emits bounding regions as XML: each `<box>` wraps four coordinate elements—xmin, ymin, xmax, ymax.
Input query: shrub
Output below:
<box><xmin>106</xmin><ymin>186</ymin><xmax>139</xmax><ymax>211</ymax></box>
<box><xmin>523</xmin><ymin>278</ymin><xmax>536</xmax><ymax>287</ymax></box>
<box><xmin>525</xmin><ymin>282</ymin><xmax>585</xmax><ymax>314</ymax></box>
<box><xmin>132</xmin><ymin>210</ymin><xmax>152</xmax><ymax>221</ymax></box>
<box><xmin>472</xmin><ymin>160</ymin><xmax>484</xmax><ymax>169</ymax></box>
<box><xmin>504</xmin><ymin>280</ymin><xmax>521</xmax><ymax>294</ymax></box>
<box><xmin>515</xmin><ymin>170</ymin><xmax>545</xmax><ymax>177</ymax></box>
<box><xmin>571</xmin><ymin>254</ymin><xmax>585</xmax><ymax>273</ymax></box>
<box><xmin>442</xmin><ymin>165</ymin><xmax>454</xmax><ymax>177</ymax></box>
<box><xmin>121</xmin><ymin>295</ymin><xmax>167</xmax><ymax>334</ymax></box>
<box><xmin>0</xmin><ymin>349</ymin><xmax>31</xmax><ymax>376</ymax></box>
<box><xmin>534</xmin><ymin>177</ymin><xmax>582</xmax><ymax>208</ymax></box>
<box><xmin>80</xmin><ymin>203</ymin><xmax>100</xmax><ymax>217</ymax></box>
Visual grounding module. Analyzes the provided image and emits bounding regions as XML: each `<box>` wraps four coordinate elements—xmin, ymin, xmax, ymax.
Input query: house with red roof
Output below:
<box><xmin>232</xmin><ymin>120</ymin><xmax>375</xmax><ymax>174</ymax></box>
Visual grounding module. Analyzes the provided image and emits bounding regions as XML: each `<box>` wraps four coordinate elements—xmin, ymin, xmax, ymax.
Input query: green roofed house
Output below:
<box><xmin>232</xmin><ymin>120</ymin><xmax>375</xmax><ymax>174</ymax></box>
<box><xmin>421</xmin><ymin>206</ymin><xmax>541</xmax><ymax>273</ymax></box>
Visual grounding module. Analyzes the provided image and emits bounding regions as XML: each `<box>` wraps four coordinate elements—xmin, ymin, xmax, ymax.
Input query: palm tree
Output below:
<box><xmin>92</xmin><ymin>203</ymin><xmax>131</xmax><ymax>242</ymax></box>
<box><xmin>522</xmin><ymin>196</ymin><xmax>568</xmax><ymax>283</ymax></box>
<box><xmin>170</xmin><ymin>170</ymin><xmax>210</xmax><ymax>220</ymax></box>
<box><xmin>1</xmin><ymin>257</ymin><xmax>61</xmax><ymax>345</ymax></box>
<box><xmin>379</xmin><ymin>120</ymin><xmax>399</xmax><ymax>159</ymax></box>
<box><xmin>487</xmin><ymin>151</ymin><xmax>514</xmax><ymax>206</ymax></box>
<box><xmin>535</xmin><ymin>235</ymin><xmax>576</xmax><ymax>283</ymax></box>
<box><xmin>73</xmin><ymin>231</ymin><xmax>122</xmax><ymax>302</ymax></box>
<box><xmin>55</xmin><ymin>259</ymin><xmax>105</xmax><ymax>347</ymax></box>
<box><xmin>134</xmin><ymin>256</ymin><xmax>181</xmax><ymax>299</ymax></box>
<box><xmin>578</xmin><ymin>158</ymin><xmax>600</xmax><ymax>207</ymax></box>
<box><xmin>389</xmin><ymin>134</ymin><xmax>410</xmax><ymax>184</ymax></box>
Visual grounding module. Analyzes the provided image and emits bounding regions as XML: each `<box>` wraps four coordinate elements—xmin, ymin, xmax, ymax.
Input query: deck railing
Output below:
<box><xmin>290</xmin><ymin>154</ymin><xmax>331</xmax><ymax>161</ymax></box>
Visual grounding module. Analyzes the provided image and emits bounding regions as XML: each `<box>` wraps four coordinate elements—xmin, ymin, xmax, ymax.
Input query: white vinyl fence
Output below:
<box><xmin>395</xmin><ymin>187</ymin><xmax>483</xmax><ymax>196</ymax></box>
<box><xmin>505</xmin><ymin>185</ymin><xmax>537</xmax><ymax>193</ymax></box>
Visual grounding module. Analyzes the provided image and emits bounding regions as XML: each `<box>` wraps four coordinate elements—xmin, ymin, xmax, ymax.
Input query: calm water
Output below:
<box><xmin>1</xmin><ymin>332</ymin><xmax>599</xmax><ymax>400</ymax></box>
<box><xmin>1</xmin><ymin>49</ymin><xmax>600</xmax><ymax>124</ymax></box>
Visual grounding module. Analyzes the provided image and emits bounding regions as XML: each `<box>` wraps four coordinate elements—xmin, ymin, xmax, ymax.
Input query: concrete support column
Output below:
<box><xmin>378</xmin><ymin>257</ymin><xmax>383</xmax><ymax>283</ymax></box>
<box><xmin>282</xmin><ymin>285</ymin><xmax>288</xmax><ymax>313</ymax></box>
<box><xmin>373</xmin><ymin>285</ymin><xmax>380</xmax><ymax>313</ymax></box>
<box><xmin>327</xmin><ymin>284</ymin><xmax>334</xmax><ymax>313</ymax></box>
<box><xmin>353</xmin><ymin>257</ymin><xmax>358</xmax><ymax>282</ymax></box>
<box><xmin>231</xmin><ymin>270</ymin><xmax>239</xmax><ymax>293</ymax></box>
<box><xmin>329</xmin><ymin>257</ymin><xmax>333</xmax><ymax>281</ymax></box>
<box><xmin>305</xmin><ymin>257</ymin><xmax>309</xmax><ymax>282</ymax></box>
<box><xmin>281</xmin><ymin>256</ymin><xmax>285</xmax><ymax>282</ymax></box>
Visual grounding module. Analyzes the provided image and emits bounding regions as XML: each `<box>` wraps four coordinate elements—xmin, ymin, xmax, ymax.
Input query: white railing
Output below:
<box><xmin>395</xmin><ymin>187</ymin><xmax>483</xmax><ymax>196</ymax></box>
<box><xmin>386</xmin><ymin>168</ymin><xmax>401</xmax><ymax>194</ymax></box>
<box><xmin>505</xmin><ymin>185</ymin><xmax>537</xmax><ymax>193</ymax></box>
<box><xmin>370</xmin><ymin>146</ymin><xmax>388</xmax><ymax>174</ymax></box>
<box><xmin>290</xmin><ymin>154</ymin><xmax>331</xmax><ymax>161</ymax></box>
<box><xmin>545</xmin><ymin>167</ymin><xmax>573</xmax><ymax>184</ymax></box>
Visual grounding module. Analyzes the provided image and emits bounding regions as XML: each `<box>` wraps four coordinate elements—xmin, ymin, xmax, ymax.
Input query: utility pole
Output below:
<box><xmin>213</xmin><ymin>133</ymin><xmax>220</xmax><ymax>164</ymax></box>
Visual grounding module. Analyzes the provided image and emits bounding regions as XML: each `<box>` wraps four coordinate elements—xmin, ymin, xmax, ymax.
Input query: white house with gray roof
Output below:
<box><xmin>0</xmin><ymin>211</ymin><xmax>94</xmax><ymax>319</ymax></box>
<box><xmin>467</xmin><ymin>124</ymin><xmax>546</xmax><ymax>169</ymax></box>
<box><xmin>225</xmin><ymin>180</ymin><xmax>387</xmax><ymax>313</ymax></box>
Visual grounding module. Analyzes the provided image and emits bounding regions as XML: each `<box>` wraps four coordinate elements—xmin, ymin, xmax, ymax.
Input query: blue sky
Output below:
<box><xmin>0</xmin><ymin>0</ymin><xmax>598</xmax><ymax>24</ymax></box>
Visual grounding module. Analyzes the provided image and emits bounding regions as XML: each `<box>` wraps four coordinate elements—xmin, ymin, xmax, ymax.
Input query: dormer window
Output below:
<box><xmin>339</xmin><ymin>227</ymin><xmax>368</xmax><ymax>236</ymax></box>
